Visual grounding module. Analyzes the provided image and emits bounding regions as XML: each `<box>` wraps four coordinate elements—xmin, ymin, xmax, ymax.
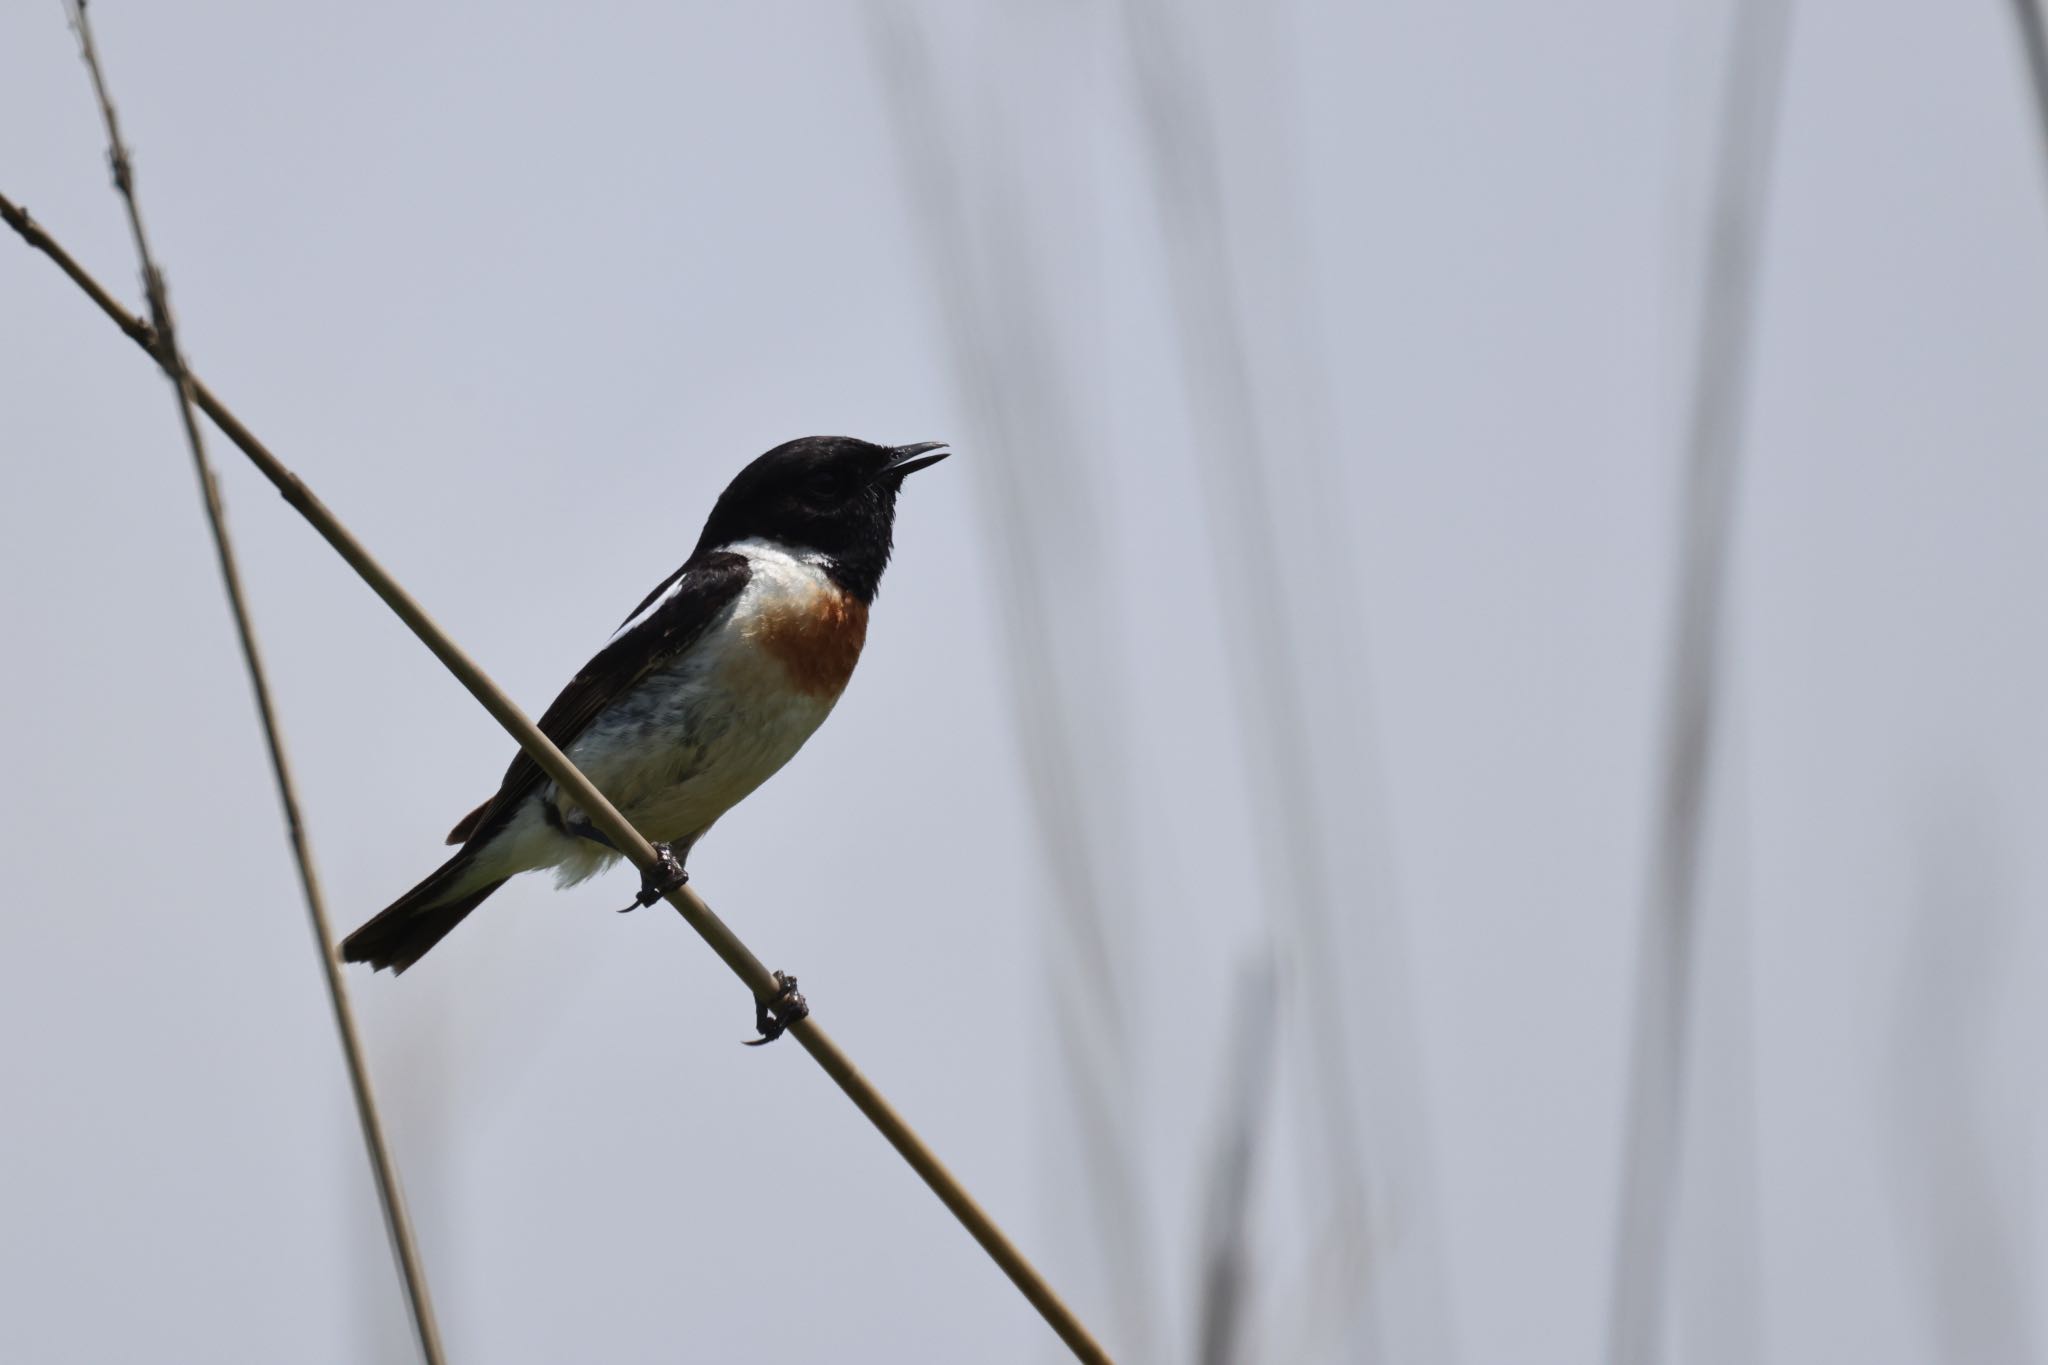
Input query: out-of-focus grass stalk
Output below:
<box><xmin>2008</xmin><ymin>0</ymin><xmax>2048</xmax><ymax>178</ymax></box>
<box><xmin>1605</xmin><ymin>2</ymin><xmax>1792</xmax><ymax>1361</ymax></box>
<box><xmin>1193</xmin><ymin>958</ymin><xmax>1280</xmax><ymax>1365</ymax></box>
<box><xmin>1118</xmin><ymin>4</ymin><xmax>1451</xmax><ymax>1359</ymax></box>
<box><xmin>59</xmin><ymin>6</ymin><xmax>446</xmax><ymax>1358</ymax></box>
<box><xmin>1888</xmin><ymin>815</ymin><xmax>2035</xmax><ymax>1365</ymax></box>
<box><xmin>866</xmin><ymin>8</ymin><xmax>1161</xmax><ymax>1360</ymax></box>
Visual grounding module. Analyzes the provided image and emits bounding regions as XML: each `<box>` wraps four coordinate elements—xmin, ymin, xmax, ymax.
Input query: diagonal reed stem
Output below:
<box><xmin>0</xmin><ymin>182</ymin><xmax>1111</xmax><ymax>1365</ymax></box>
<box><xmin>60</xmin><ymin>3</ymin><xmax>446</xmax><ymax>1358</ymax></box>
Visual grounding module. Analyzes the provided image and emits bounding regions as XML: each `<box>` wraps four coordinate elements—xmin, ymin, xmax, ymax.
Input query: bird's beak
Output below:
<box><xmin>882</xmin><ymin>440</ymin><xmax>952</xmax><ymax>480</ymax></box>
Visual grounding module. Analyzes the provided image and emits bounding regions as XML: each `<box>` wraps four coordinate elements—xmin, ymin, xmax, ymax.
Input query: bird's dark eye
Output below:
<box><xmin>807</xmin><ymin>469</ymin><xmax>847</xmax><ymax>498</ymax></box>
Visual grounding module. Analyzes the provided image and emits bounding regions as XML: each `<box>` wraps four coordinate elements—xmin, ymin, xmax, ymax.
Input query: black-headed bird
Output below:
<box><xmin>341</xmin><ymin>436</ymin><xmax>950</xmax><ymax>988</ymax></box>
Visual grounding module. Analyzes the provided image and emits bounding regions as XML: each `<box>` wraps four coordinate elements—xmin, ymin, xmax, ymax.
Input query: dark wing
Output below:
<box><xmin>444</xmin><ymin>551</ymin><xmax>753</xmax><ymax>847</ymax></box>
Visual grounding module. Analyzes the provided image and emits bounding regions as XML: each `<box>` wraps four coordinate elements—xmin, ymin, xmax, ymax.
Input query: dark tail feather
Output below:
<box><xmin>342</xmin><ymin>851</ymin><xmax>509</xmax><ymax>974</ymax></box>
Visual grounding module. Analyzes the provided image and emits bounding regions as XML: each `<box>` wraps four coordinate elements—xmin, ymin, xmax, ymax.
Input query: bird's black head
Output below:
<box><xmin>692</xmin><ymin>436</ymin><xmax>950</xmax><ymax>602</ymax></box>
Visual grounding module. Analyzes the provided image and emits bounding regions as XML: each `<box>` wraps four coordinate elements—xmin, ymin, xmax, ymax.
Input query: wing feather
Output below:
<box><xmin>446</xmin><ymin>551</ymin><xmax>753</xmax><ymax>848</ymax></box>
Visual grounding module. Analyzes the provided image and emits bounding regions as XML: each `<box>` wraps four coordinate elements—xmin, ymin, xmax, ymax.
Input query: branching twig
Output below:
<box><xmin>60</xmin><ymin>4</ymin><xmax>446</xmax><ymax>1358</ymax></box>
<box><xmin>0</xmin><ymin>185</ymin><xmax>1111</xmax><ymax>1365</ymax></box>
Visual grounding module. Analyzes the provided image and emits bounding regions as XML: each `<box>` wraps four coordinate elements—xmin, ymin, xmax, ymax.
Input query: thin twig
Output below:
<box><xmin>1605</xmin><ymin>1</ymin><xmax>1792</xmax><ymax>1361</ymax></box>
<box><xmin>0</xmin><ymin>188</ymin><xmax>1112</xmax><ymax>1365</ymax></box>
<box><xmin>59</xmin><ymin>4</ymin><xmax>446</xmax><ymax>1358</ymax></box>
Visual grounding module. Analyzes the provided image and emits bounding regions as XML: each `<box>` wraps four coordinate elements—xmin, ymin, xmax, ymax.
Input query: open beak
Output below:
<box><xmin>883</xmin><ymin>440</ymin><xmax>952</xmax><ymax>480</ymax></box>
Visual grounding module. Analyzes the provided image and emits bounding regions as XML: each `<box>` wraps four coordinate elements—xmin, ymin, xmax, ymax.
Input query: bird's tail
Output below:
<box><xmin>341</xmin><ymin>849</ymin><xmax>508</xmax><ymax>974</ymax></box>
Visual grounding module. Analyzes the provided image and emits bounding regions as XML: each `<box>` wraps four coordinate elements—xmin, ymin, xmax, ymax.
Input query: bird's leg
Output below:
<box><xmin>618</xmin><ymin>842</ymin><xmax>688</xmax><ymax>913</ymax></box>
<box><xmin>566</xmin><ymin>818</ymin><xmax>688</xmax><ymax>912</ymax></box>
<box><xmin>567</xmin><ymin>820</ymin><xmax>617</xmax><ymax>852</ymax></box>
<box><xmin>742</xmin><ymin>971</ymin><xmax>808</xmax><ymax>1046</ymax></box>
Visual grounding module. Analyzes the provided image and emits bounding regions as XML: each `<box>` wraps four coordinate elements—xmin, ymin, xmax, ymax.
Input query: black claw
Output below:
<box><xmin>617</xmin><ymin>842</ymin><xmax>687</xmax><ymax>913</ymax></box>
<box><xmin>742</xmin><ymin>971</ymin><xmax>808</xmax><ymax>1046</ymax></box>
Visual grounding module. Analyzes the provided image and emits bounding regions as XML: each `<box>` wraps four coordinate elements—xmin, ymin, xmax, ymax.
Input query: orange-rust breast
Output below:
<box><xmin>755</xmin><ymin>589</ymin><xmax>869</xmax><ymax>697</ymax></box>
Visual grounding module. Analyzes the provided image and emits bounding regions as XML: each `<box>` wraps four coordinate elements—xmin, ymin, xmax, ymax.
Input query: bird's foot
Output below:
<box><xmin>742</xmin><ymin>971</ymin><xmax>808</xmax><ymax>1046</ymax></box>
<box><xmin>617</xmin><ymin>842</ymin><xmax>688</xmax><ymax>913</ymax></box>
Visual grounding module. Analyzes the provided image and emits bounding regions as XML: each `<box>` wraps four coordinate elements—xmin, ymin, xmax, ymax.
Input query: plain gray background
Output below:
<box><xmin>3</xmin><ymin>2</ymin><xmax>2044</xmax><ymax>1362</ymax></box>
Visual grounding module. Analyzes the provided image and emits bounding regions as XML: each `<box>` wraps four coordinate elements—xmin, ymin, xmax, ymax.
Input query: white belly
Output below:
<box><xmin>502</xmin><ymin>540</ymin><xmax>856</xmax><ymax>885</ymax></box>
<box><xmin>587</xmin><ymin>644</ymin><xmax>835</xmax><ymax>833</ymax></box>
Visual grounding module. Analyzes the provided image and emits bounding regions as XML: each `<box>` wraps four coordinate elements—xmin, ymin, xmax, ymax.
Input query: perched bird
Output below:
<box><xmin>341</xmin><ymin>436</ymin><xmax>950</xmax><ymax>993</ymax></box>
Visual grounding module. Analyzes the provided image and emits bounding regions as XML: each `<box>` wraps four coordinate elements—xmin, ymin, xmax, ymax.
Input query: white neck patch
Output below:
<box><xmin>723</xmin><ymin>537</ymin><xmax>832</xmax><ymax>570</ymax></box>
<box><xmin>612</xmin><ymin>538</ymin><xmax>831</xmax><ymax>641</ymax></box>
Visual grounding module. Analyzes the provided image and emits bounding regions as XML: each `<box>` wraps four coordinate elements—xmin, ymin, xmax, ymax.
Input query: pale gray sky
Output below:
<box><xmin>3</xmin><ymin>3</ymin><xmax>2045</xmax><ymax>1363</ymax></box>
